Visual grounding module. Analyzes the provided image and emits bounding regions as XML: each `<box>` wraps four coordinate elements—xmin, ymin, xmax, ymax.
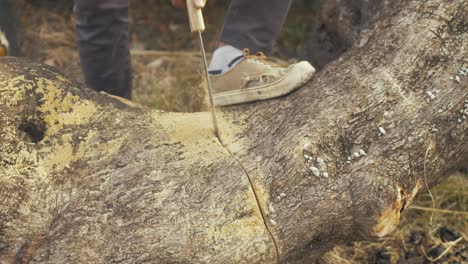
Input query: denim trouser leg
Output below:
<box><xmin>220</xmin><ymin>0</ymin><xmax>293</xmax><ymax>54</ymax></box>
<box><xmin>74</xmin><ymin>0</ymin><xmax>132</xmax><ymax>99</ymax></box>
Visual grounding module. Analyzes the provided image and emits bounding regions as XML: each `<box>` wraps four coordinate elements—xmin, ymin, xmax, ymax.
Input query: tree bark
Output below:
<box><xmin>0</xmin><ymin>0</ymin><xmax>467</xmax><ymax>263</ymax></box>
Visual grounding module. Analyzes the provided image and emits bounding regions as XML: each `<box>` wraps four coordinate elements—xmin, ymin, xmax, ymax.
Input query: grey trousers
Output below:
<box><xmin>74</xmin><ymin>0</ymin><xmax>292</xmax><ymax>98</ymax></box>
<box><xmin>75</xmin><ymin>1</ymin><xmax>132</xmax><ymax>99</ymax></box>
<box><xmin>0</xmin><ymin>0</ymin><xmax>21</xmax><ymax>56</ymax></box>
<box><xmin>221</xmin><ymin>0</ymin><xmax>292</xmax><ymax>54</ymax></box>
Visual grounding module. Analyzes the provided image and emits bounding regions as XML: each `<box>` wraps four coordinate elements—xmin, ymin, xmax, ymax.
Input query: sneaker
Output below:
<box><xmin>0</xmin><ymin>31</ymin><xmax>8</xmax><ymax>56</ymax></box>
<box><xmin>210</xmin><ymin>49</ymin><xmax>315</xmax><ymax>106</ymax></box>
<box><xmin>0</xmin><ymin>44</ymin><xmax>6</xmax><ymax>57</ymax></box>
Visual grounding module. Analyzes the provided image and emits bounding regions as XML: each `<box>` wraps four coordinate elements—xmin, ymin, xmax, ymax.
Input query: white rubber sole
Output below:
<box><xmin>213</xmin><ymin>61</ymin><xmax>316</xmax><ymax>106</ymax></box>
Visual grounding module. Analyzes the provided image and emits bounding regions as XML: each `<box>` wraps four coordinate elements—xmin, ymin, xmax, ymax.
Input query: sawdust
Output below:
<box><xmin>156</xmin><ymin>112</ymin><xmax>216</xmax><ymax>143</ymax></box>
<box><xmin>204</xmin><ymin>190</ymin><xmax>270</xmax><ymax>249</ymax></box>
<box><xmin>0</xmin><ymin>75</ymin><xmax>29</xmax><ymax>107</ymax></box>
<box><xmin>154</xmin><ymin>110</ymin><xmax>250</xmax><ymax>148</ymax></box>
<box><xmin>78</xmin><ymin>131</ymin><xmax>127</xmax><ymax>164</ymax></box>
<box><xmin>34</xmin><ymin>78</ymin><xmax>98</xmax><ymax>136</ymax></box>
<box><xmin>152</xmin><ymin>109</ymin><xmax>268</xmax><ymax>213</ymax></box>
<box><xmin>153</xmin><ymin>110</ymin><xmax>272</xmax><ymax>215</ymax></box>
<box><xmin>217</xmin><ymin>112</ymin><xmax>250</xmax><ymax>154</ymax></box>
<box><xmin>38</xmin><ymin>130</ymin><xmax>126</xmax><ymax>175</ymax></box>
<box><xmin>0</xmin><ymin>74</ymin><xmax>37</xmax><ymax>182</ymax></box>
<box><xmin>0</xmin><ymin>64</ymin><xmax>125</xmax><ymax>185</ymax></box>
<box><xmin>38</xmin><ymin>133</ymin><xmax>75</xmax><ymax>173</ymax></box>
<box><xmin>151</xmin><ymin>110</ymin><xmax>276</xmax><ymax>259</ymax></box>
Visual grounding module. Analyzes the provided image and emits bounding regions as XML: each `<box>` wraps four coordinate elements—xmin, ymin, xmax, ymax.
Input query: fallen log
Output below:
<box><xmin>0</xmin><ymin>0</ymin><xmax>466</xmax><ymax>263</ymax></box>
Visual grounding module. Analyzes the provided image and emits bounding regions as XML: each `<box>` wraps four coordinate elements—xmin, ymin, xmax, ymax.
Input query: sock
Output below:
<box><xmin>208</xmin><ymin>45</ymin><xmax>244</xmax><ymax>75</ymax></box>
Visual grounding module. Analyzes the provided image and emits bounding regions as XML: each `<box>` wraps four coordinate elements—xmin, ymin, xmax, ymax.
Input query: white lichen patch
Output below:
<box><xmin>457</xmin><ymin>101</ymin><xmax>468</xmax><ymax>124</ymax></box>
<box><xmin>347</xmin><ymin>149</ymin><xmax>368</xmax><ymax>163</ymax></box>
<box><xmin>426</xmin><ymin>91</ymin><xmax>436</xmax><ymax>100</ymax></box>
<box><xmin>268</xmin><ymin>203</ymin><xmax>275</xmax><ymax>214</ymax></box>
<box><xmin>450</xmin><ymin>75</ymin><xmax>461</xmax><ymax>83</ymax></box>
<box><xmin>459</xmin><ymin>67</ymin><xmax>468</xmax><ymax>76</ymax></box>
<box><xmin>316</xmin><ymin>157</ymin><xmax>326</xmax><ymax>169</ymax></box>
<box><xmin>378</xmin><ymin>127</ymin><xmax>386</xmax><ymax>135</ymax></box>
<box><xmin>358</xmin><ymin>149</ymin><xmax>367</xmax><ymax>156</ymax></box>
<box><xmin>309</xmin><ymin>167</ymin><xmax>320</xmax><ymax>177</ymax></box>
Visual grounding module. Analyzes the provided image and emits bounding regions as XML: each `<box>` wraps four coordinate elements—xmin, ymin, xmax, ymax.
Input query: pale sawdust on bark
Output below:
<box><xmin>152</xmin><ymin>111</ymin><xmax>275</xmax><ymax>251</ymax></box>
<box><xmin>35</xmin><ymin>78</ymin><xmax>98</xmax><ymax>136</ymax></box>
<box><xmin>154</xmin><ymin>110</ymin><xmax>273</xmax><ymax>218</ymax></box>
<box><xmin>0</xmin><ymin>69</ymin><xmax>126</xmax><ymax>182</ymax></box>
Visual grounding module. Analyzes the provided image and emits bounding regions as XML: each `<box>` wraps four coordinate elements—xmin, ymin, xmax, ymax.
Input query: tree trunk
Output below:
<box><xmin>0</xmin><ymin>0</ymin><xmax>467</xmax><ymax>263</ymax></box>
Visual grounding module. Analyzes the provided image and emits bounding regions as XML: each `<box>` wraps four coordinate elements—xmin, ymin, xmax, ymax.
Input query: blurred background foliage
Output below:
<box><xmin>21</xmin><ymin>0</ymin><xmax>324</xmax><ymax>58</ymax></box>
<box><xmin>17</xmin><ymin>0</ymin><xmax>332</xmax><ymax>112</ymax></box>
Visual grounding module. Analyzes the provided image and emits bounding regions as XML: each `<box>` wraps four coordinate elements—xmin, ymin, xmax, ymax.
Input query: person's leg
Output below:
<box><xmin>209</xmin><ymin>0</ymin><xmax>316</xmax><ymax>106</ymax></box>
<box><xmin>220</xmin><ymin>0</ymin><xmax>293</xmax><ymax>54</ymax></box>
<box><xmin>0</xmin><ymin>0</ymin><xmax>20</xmax><ymax>56</ymax></box>
<box><xmin>74</xmin><ymin>0</ymin><xmax>132</xmax><ymax>99</ymax></box>
<box><xmin>208</xmin><ymin>0</ymin><xmax>292</xmax><ymax>74</ymax></box>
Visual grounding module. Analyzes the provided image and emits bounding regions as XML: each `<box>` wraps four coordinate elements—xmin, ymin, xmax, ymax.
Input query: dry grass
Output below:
<box><xmin>20</xmin><ymin>3</ymin><xmax>82</xmax><ymax>83</ymax></box>
<box><xmin>321</xmin><ymin>173</ymin><xmax>468</xmax><ymax>264</ymax></box>
<box><xmin>20</xmin><ymin>1</ymin><xmax>208</xmax><ymax>112</ymax></box>
<box><xmin>131</xmin><ymin>50</ymin><xmax>207</xmax><ymax>112</ymax></box>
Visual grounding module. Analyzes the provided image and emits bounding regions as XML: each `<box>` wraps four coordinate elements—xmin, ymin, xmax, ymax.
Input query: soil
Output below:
<box><xmin>6</xmin><ymin>0</ymin><xmax>468</xmax><ymax>263</ymax></box>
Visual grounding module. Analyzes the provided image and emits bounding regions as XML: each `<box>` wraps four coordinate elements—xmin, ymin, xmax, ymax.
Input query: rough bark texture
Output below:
<box><xmin>0</xmin><ymin>0</ymin><xmax>467</xmax><ymax>263</ymax></box>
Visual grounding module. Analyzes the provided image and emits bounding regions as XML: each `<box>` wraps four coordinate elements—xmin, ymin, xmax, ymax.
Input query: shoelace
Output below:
<box><xmin>239</xmin><ymin>49</ymin><xmax>285</xmax><ymax>87</ymax></box>
<box><xmin>242</xmin><ymin>48</ymin><xmax>277</xmax><ymax>67</ymax></box>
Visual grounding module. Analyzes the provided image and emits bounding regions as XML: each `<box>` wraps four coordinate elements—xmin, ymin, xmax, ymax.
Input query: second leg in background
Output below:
<box><xmin>220</xmin><ymin>0</ymin><xmax>293</xmax><ymax>54</ymax></box>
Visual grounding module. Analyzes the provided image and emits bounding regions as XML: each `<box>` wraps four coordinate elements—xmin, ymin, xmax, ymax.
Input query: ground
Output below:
<box><xmin>12</xmin><ymin>0</ymin><xmax>468</xmax><ymax>263</ymax></box>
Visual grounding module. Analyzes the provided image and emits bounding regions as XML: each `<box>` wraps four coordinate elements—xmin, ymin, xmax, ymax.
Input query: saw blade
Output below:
<box><xmin>197</xmin><ymin>31</ymin><xmax>220</xmax><ymax>139</ymax></box>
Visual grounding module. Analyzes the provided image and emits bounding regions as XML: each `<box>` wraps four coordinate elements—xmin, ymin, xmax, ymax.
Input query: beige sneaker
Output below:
<box><xmin>0</xmin><ymin>31</ymin><xmax>9</xmax><ymax>57</ymax></box>
<box><xmin>211</xmin><ymin>49</ymin><xmax>315</xmax><ymax>106</ymax></box>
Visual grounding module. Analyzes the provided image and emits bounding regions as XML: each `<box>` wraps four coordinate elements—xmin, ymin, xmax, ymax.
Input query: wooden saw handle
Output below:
<box><xmin>186</xmin><ymin>0</ymin><xmax>205</xmax><ymax>33</ymax></box>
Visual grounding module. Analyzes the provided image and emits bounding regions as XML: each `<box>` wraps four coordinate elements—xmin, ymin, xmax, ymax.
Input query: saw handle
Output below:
<box><xmin>186</xmin><ymin>0</ymin><xmax>205</xmax><ymax>33</ymax></box>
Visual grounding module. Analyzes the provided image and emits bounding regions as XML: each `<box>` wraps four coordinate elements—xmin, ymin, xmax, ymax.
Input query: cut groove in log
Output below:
<box><xmin>221</xmin><ymin>141</ymin><xmax>281</xmax><ymax>263</ymax></box>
